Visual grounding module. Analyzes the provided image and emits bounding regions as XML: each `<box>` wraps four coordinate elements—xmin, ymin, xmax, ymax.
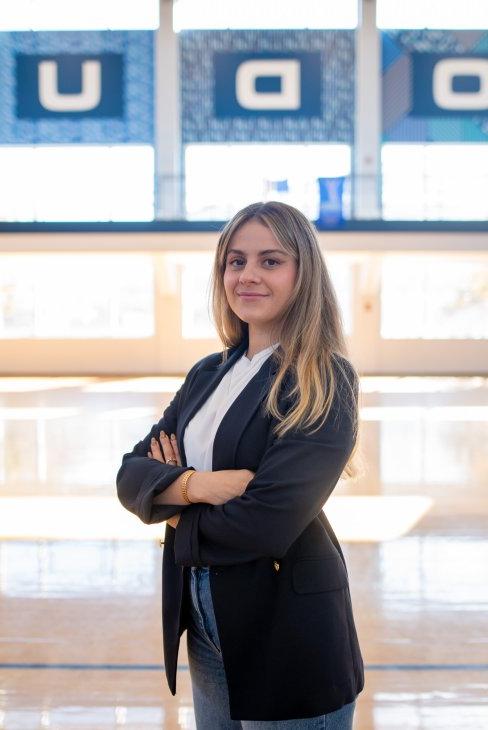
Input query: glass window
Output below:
<box><xmin>0</xmin><ymin>145</ymin><xmax>154</xmax><ymax>222</ymax></box>
<box><xmin>0</xmin><ymin>254</ymin><xmax>154</xmax><ymax>338</ymax></box>
<box><xmin>377</xmin><ymin>0</ymin><xmax>488</xmax><ymax>29</ymax></box>
<box><xmin>184</xmin><ymin>143</ymin><xmax>351</xmax><ymax>221</ymax></box>
<box><xmin>327</xmin><ymin>257</ymin><xmax>354</xmax><ymax>337</ymax></box>
<box><xmin>381</xmin><ymin>255</ymin><xmax>488</xmax><ymax>339</ymax></box>
<box><xmin>381</xmin><ymin>144</ymin><xmax>488</xmax><ymax>221</ymax></box>
<box><xmin>173</xmin><ymin>0</ymin><xmax>358</xmax><ymax>31</ymax></box>
<box><xmin>181</xmin><ymin>254</ymin><xmax>216</xmax><ymax>340</ymax></box>
<box><xmin>0</xmin><ymin>0</ymin><xmax>159</xmax><ymax>30</ymax></box>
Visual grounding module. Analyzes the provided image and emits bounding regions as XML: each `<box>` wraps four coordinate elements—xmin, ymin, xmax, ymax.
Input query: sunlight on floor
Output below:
<box><xmin>0</xmin><ymin>495</ymin><xmax>432</xmax><ymax>542</ymax></box>
<box><xmin>361</xmin><ymin>405</ymin><xmax>488</xmax><ymax>421</ymax></box>
<box><xmin>325</xmin><ymin>496</ymin><xmax>433</xmax><ymax>542</ymax></box>
<box><xmin>0</xmin><ymin>377</ymin><xmax>97</xmax><ymax>393</ymax></box>
<box><xmin>82</xmin><ymin>377</ymin><xmax>185</xmax><ymax>393</ymax></box>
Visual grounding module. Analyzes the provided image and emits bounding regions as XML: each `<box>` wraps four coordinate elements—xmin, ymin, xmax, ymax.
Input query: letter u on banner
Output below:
<box><xmin>235</xmin><ymin>59</ymin><xmax>301</xmax><ymax>110</ymax></box>
<box><xmin>38</xmin><ymin>60</ymin><xmax>102</xmax><ymax>112</ymax></box>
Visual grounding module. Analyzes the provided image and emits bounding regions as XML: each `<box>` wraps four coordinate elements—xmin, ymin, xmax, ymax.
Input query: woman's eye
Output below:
<box><xmin>228</xmin><ymin>258</ymin><xmax>280</xmax><ymax>267</ymax></box>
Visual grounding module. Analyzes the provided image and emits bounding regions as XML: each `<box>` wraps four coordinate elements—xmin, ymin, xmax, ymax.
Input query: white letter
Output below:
<box><xmin>38</xmin><ymin>60</ymin><xmax>102</xmax><ymax>112</ymax></box>
<box><xmin>235</xmin><ymin>59</ymin><xmax>300</xmax><ymax>111</ymax></box>
<box><xmin>433</xmin><ymin>58</ymin><xmax>488</xmax><ymax>111</ymax></box>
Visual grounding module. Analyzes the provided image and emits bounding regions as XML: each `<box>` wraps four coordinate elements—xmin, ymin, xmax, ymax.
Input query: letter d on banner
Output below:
<box><xmin>235</xmin><ymin>59</ymin><xmax>300</xmax><ymax>110</ymax></box>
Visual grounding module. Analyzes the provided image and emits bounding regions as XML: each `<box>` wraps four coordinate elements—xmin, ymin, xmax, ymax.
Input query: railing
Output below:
<box><xmin>154</xmin><ymin>172</ymin><xmax>488</xmax><ymax>224</ymax></box>
<box><xmin>1</xmin><ymin>171</ymin><xmax>488</xmax><ymax>226</ymax></box>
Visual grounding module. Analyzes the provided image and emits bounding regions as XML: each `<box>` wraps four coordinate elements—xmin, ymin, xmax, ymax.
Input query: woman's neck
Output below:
<box><xmin>246</xmin><ymin>334</ymin><xmax>279</xmax><ymax>360</ymax></box>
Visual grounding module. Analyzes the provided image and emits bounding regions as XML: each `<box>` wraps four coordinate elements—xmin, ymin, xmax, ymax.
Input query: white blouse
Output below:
<box><xmin>184</xmin><ymin>341</ymin><xmax>280</xmax><ymax>472</ymax></box>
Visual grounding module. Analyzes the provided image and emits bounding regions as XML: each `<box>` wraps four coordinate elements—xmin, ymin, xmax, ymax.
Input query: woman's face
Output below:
<box><xmin>223</xmin><ymin>219</ymin><xmax>298</xmax><ymax>334</ymax></box>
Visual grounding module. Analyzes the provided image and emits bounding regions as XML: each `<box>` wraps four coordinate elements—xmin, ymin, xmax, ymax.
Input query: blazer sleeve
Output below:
<box><xmin>115</xmin><ymin>360</ymin><xmax>201</xmax><ymax>524</ymax></box>
<box><xmin>173</xmin><ymin>359</ymin><xmax>359</xmax><ymax>566</ymax></box>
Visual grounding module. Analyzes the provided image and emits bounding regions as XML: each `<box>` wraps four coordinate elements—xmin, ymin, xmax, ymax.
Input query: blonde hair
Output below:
<box><xmin>208</xmin><ymin>200</ymin><xmax>364</xmax><ymax>481</ymax></box>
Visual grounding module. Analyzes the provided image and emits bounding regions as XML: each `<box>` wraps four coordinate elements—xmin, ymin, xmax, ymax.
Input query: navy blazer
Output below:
<box><xmin>116</xmin><ymin>334</ymin><xmax>364</xmax><ymax>721</ymax></box>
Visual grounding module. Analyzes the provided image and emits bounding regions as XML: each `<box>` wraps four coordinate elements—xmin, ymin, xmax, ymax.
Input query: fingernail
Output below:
<box><xmin>171</xmin><ymin>433</ymin><xmax>175</xmax><ymax>440</ymax></box>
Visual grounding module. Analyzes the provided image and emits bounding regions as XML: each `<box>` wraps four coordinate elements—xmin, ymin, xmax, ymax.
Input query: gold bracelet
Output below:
<box><xmin>181</xmin><ymin>469</ymin><xmax>196</xmax><ymax>504</ymax></box>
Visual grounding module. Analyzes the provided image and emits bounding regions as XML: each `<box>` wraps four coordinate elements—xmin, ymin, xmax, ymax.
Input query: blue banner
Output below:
<box><xmin>180</xmin><ymin>30</ymin><xmax>355</xmax><ymax>144</ymax></box>
<box><xmin>0</xmin><ymin>31</ymin><xmax>154</xmax><ymax>144</ymax></box>
<box><xmin>382</xmin><ymin>30</ymin><xmax>488</xmax><ymax>142</ymax></box>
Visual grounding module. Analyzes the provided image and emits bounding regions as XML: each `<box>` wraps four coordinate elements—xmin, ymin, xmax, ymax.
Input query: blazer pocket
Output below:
<box><xmin>292</xmin><ymin>555</ymin><xmax>348</xmax><ymax>594</ymax></box>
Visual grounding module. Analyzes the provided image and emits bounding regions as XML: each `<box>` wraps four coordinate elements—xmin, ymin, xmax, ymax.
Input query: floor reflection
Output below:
<box><xmin>0</xmin><ymin>374</ymin><xmax>487</xmax><ymax>729</ymax></box>
<box><xmin>0</xmin><ymin>669</ymin><xmax>487</xmax><ymax>729</ymax></box>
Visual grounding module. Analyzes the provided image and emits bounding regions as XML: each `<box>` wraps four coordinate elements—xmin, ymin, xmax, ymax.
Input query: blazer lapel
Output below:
<box><xmin>176</xmin><ymin>336</ymin><xmax>279</xmax><ymax>470</ymax></box>
<box><xmin>211</xmin><ymin>354</ymin><xmax>278</xmax><ymax>470</ymax></box>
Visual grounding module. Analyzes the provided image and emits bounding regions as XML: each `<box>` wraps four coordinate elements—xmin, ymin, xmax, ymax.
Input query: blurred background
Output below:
<box><xmin>0</xmin><ymin>1</ymin><xmax>487</xmax><ymax>728</ymax></box>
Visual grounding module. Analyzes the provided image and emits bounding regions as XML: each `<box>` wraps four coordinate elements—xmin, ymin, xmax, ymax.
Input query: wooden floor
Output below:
<box><xmin>0</xmin><ymin>374</ymin><xmax>487</xmax><ymax>729</ymax></box>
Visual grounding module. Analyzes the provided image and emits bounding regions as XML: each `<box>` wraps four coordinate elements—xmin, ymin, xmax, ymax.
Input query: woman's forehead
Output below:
<box><xmin>228</xmin><ymin>219</ymin><xmax>285</xmax><ymax>252</ymax></box>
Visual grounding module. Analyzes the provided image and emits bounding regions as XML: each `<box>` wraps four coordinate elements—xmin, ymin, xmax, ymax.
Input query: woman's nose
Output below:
<box><xmin>239</xmin><ymin>264</ymin><xmax>260</xmax><ymax>281</ymax></box>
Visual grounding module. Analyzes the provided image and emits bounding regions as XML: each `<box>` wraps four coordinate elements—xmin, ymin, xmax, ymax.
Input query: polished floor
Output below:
<box><xmin>0</xmin><ymin>374</ymin><xmax>487</xmax><ymax>729</ymax></box>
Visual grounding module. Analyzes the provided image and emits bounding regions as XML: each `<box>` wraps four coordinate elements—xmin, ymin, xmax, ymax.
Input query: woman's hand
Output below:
<box><xmin>147</xmin><ymin>429</ymin><xmax>182</xmax><ymax>466</ymax></box>
<box><xmin>148</xmin><ymin>430</ymin><xmax>182</xmax><ymax>528</ymax></box>
<box><xmin>146</xmin><ymin>431</ymin><xmax>255</xmax><ymax>526</ymax></box>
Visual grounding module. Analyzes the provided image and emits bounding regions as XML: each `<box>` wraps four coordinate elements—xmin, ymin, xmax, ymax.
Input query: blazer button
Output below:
<box><xmin>273</xmin><ymin>560</ymin><xmax>280</xmax><ymax>571</ymax></box>
<box><xmin>159</xmin><ymin>539</ymin><xmax>165</xmax><ymax>547</ymax></box>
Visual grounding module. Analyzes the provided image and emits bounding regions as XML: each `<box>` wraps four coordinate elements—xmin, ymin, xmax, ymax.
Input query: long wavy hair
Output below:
<box><xmin>208</xmin><ymin>201</ymin><xmax>364</xmax><ymax>481</ymax></box>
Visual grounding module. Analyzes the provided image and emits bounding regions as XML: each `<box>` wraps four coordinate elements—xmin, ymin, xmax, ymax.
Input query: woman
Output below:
<box><xmin>116</xmin><ymin>201</ymin><xmax>364</xmax><ymax>728</ymax></box>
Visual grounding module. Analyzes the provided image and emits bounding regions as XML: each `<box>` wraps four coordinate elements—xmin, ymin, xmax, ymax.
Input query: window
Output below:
<box><xmin>381</xmin><ymin>255</ymin><xmax>488</xmax><ymax>340</ymax></box>
<box><xmin>184</xmin><ymin>143</ymin><xmax>351</xmax><ymax>221</ymax></box>
<box><xmin>0</xmin><ymin>0</ymin><xmax>159</xmax><ymax>30</ymax></box>
<box><xmin>0</xmin><ymin>254</ymin><xmax>154</xmax><ymax>338</ymax></box>
<box><xmin>173</xmin><ymin>0</ymin><xmax>358</xmax><ymax>31</ymax></box>
<box><xmin>0</xmin><ymin>146</ymin><xmax>154</xmax><ymax>222</ymax></box>
<box><xmin>0</xmin><ymin>0</ymin><xmax>156</xmax><ymax>222</ymax></box>
<box><xmin>382</xmin><ymin>144</ymin><xmax>488</xmax><ymax>221</ymax></box>
<box><xmin>377</xmin><ymin>0</ymin><xmax>488</xmax><ymax>29</ymax></box>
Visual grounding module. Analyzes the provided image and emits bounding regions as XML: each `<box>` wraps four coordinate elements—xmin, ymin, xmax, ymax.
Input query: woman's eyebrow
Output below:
<box><xmin>227</xmin><ymin>248</ymin><xmax>286</xmax><ymax>256</ymax></box>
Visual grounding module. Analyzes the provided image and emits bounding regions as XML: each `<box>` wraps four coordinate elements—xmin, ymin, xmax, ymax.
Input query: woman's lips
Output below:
<box><xmin>238</xmin><ymin>293</ymin><xmax>268</xmax><ymax>298</ymax></box>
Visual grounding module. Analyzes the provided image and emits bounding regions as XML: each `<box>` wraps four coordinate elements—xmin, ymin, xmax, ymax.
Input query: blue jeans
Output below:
<box><xmin>186</xmin><ymin>566</ymin><xmax>356</xmax><ymax>730</ymax></box>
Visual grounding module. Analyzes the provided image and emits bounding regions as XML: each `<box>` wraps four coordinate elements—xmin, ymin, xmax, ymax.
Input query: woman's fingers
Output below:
<box><xmin>159</xmin><ymin>431</ymin><xmax>181</xmax><ymax>466</ymax></box>
<box><xmin>147</xmin><ymin>430</ymin><xmax>181</xmax><ymax>466</ymax></box>
<box><xmin>148</xmin><ymin>435</ymin><xmax>164</xmax><ymax>462</ymax></box>
<box><xmin>169</xmin><ymin>432</ymin><xmax>182</xmax><ymax>466</ymax></box>
<box><xmin>159</xmin><ymin>430</ymin><xmax>182</xmax><ymax>466</ymax></box>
